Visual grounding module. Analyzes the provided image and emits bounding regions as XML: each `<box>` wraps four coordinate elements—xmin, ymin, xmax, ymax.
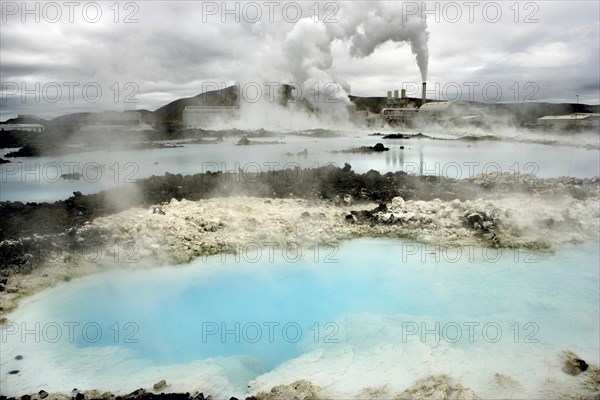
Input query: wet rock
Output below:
<box><xmin>333</xmin><ymin>143</ymin><xmax>389</xmax><ymax>153</ymax></box>
<box><xmin>127</xmin><ymin>389</ymin><xmax>146</xmax><ymax>398</ymax></box>
<box><xmin>5</xmin><ymin>144</ymin><xmax>40</xmax><ymax>158</ymax></box>
<box><xmin>345</xmin><ymin>214</ymin><xmax>355</xmax><ymax>223</ymax></box>
<box><xmin>562</xmin><ymin>351</ymin><xmax>589</xmax><ymax>375</ymax></box>
<box><xmin>75</xmin><ymin>393</ymin><xmax>85</xmax><ymax>400</ymax></box>
<box><xmin>373</xmin><ymin>143</ymin><xmax>388</xmax><ymax>152</ymax></box>
<box><xmin>38</xmin><ymin>390</ymin><xmax>48</xmax><ymax>399</ymax></box>
<box><xmin>20</xmin><ymin>395</ymin><xmax>31</xmax><ymax>400</ymax></box>
<box><xmin>466</xmin><ymin>212</ymin><xmax>483</xmax><ymax>225</ymax></box>
<box><xmin>61</xmin><ymin>172</ymin><xmax>82</xmax><ymax>180</ymax></box>
<box><xmin>376</xmin><ymin>203</ymin><xmax>388</xmax><ymax>213</ymax></box>
<box><xmin>382</xmin><ymin>133</ymin><xmax>405</xmax><ymax>139</ymax></box>
<box><xmin>350</xmin><ymin>210</ymin><xmax>374</xmax><ymax>222</ymax></box>
<box><xmin>15</xmin><ymin>355</ymin><xmax>23</xmax><ymax>360</ymax></box>
<box><xmin>8</xmin><ymin>370</ymin><xmax>19</xmax><ymax>374</ymax></box>
<box><xmin>252</xmin><ymin>380</ymin><xmax>319</xmax><ymax>400</ymax></box>
<box><xmin>153</xmin><ymin>380</ymin><xmax>167</xmax><ymax>390</ymax></box>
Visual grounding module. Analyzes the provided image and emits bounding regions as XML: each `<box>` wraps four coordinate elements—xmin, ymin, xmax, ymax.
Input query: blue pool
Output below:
<box><xmin>1</xmin><ymin>238</ymin><xmax>599</xmax><ymax>397</ymax></box>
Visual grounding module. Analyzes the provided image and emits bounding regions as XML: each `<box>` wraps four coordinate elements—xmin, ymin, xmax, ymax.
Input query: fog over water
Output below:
<box><xmin>2</xmin><ymin>129</ymin><xmax>599</xmax><ymax>202</ymax></box>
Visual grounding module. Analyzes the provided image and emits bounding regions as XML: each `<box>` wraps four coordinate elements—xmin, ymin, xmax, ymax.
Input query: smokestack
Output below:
<box><xmin>401</xmin><ymin>89</ymin><xmax>406</xmax><ymax>99</ymax></box>
<box><xmin>422</xmin><ymin>82</ymin><xmax>426</xmax><ymax>105</ymax></box>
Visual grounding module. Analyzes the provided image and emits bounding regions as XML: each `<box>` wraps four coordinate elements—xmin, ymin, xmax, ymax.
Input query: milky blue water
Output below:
<box><xmin>4</xmin><ymin>238</ymin><xmax>597</xmax><ymax>392</ymax></box>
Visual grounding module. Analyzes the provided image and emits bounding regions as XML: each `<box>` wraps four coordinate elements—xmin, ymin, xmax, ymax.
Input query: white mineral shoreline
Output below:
<box><xmin>0</xmin><ymin>186</ymin><xmax>599</xmax><ymax>399</ymax></box>
<box><xmin>1</xmin><ymin>184</ymin><xmax>599</xmax><ymax>316</ymax></box>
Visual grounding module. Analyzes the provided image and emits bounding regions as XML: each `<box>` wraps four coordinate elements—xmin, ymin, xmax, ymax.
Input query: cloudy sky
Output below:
<box><xmin>1</xmin><ymin>0</ymin><xmax>598</xmax><ymax>120</ymax></box>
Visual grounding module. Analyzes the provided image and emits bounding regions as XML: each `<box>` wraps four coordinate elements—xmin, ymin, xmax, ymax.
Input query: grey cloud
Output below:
<box><xmin>0</xmin><ymin>0</ymin><xmax>598</xmax><ymax>120</ymax></box>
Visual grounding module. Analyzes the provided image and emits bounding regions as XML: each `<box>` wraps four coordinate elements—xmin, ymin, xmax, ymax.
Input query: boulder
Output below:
<box><xmin>562</xmin><ymin>351</ymin><xmax>589</xmax><ymax>375</ymax></box>
<box><xmin>372</xmin><ymin>143</ymin><xmax>389</xmax><ymax>152</ymax></box>
<box><xmin>153</xmin><ymin>380</ymin><xmax>167</xmax><ymax>390</ymax></box>
<box><xmin>252</xmin><ymin>380</ymin><xmax>320</xmax><ymax>400</ymax></box>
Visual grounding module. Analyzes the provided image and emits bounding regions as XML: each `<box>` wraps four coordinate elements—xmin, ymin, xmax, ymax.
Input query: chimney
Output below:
<box><xmin>394</xmin><ymin>89</ymin><xmax>399</xmax><ymax>98</ymax></box>
<box><xmin>422</xmin><ymin>82</ymin><xmax>427</xmax><ymax>105</ymax></box>
<box><xmin>401</xmin><ymin>89</ymin><xmax>406</xmax><ymax>99</ymax></box>
<box><xmin>387</xmin><ymin>91</ymin><xmax>392</xmax><ymax>99</ymax></box>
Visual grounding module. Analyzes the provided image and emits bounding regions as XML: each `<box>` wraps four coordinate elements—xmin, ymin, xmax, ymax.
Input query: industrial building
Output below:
<box><xmin>0</xmin><ymin>124</ymin><xmax>45</xmax><ymax>132</ymax></box>
<box><xmin>183</xmin><ymin>106</ymin><xmax>240</xmax><ymax>128</ymax></box>
<box><xmin>536</xmin><ymin>113</ymin><xmax>600</xmax><ymax>129</ymax></box>
<box><xmin>380</xmin><ymin>88</ymin><xmax>419</xmax><ymax>126</ymax></box>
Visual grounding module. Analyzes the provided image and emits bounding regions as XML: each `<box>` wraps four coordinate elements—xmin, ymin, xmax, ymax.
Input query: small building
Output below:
<box><xmin>0</xmin><ymin>123</ymin><xmax>45</xmax><ymax>132</ymax></box>
<box><xmin>536</xmin><ymin>113</ymin><xmax>600</xmax><ymax>129</ymax></box>
<box><xmin>183</xmin><ymin>106</ymin><xmax>240</xmax><ymax>128</ymax></box>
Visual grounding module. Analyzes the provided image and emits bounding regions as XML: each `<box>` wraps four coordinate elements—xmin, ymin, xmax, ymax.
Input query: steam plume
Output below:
<box><xmin>282</xmin><ymin>1</ymin><xmax>430</xmax><ymax>115</ymax></box>
<box><xmin>330</xmin><ymin>2</ymin><xmax>430</xmax><ymax>81</ymax></box>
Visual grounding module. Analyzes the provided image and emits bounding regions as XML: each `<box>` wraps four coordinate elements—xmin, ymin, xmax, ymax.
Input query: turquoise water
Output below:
<box><xmin>1</xmin><ymin>238</ymin><xmax>599</xmax><ymax>395</ymax></box>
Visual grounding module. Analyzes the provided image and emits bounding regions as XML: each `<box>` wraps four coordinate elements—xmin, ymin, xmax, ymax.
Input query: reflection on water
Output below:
<box><xmin>1</xmin><ymin>133</ymin><xmax>598</xmax><ymax>202</ymax></box>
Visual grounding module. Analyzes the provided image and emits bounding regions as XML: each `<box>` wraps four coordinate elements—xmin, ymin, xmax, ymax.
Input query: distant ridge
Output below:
<box><xmin>1</xmin><ymin>85</ymin><xmax>598</xmax><ymax>127</ymax></box>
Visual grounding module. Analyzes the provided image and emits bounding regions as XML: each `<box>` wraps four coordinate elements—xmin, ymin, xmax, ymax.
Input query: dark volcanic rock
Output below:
<box><xmin>373</xmin><ymin>143</ymin><xmax>388</xmax><ymax>152</ymax></box>
<box><xmin>61</xmin><ymin>172</ymin><xmax>83</xmax><ymax>180</ymax></box>
<box><xmin>5</xmin><ymin>145</ymin><xmax>40</xmax><ymax>158</ymax></box>
<box><xmin>333</xmin><ymin>143</ymin><xmax>389</xmax><ymax>153</ymax></box>
<box><xmin>382</xmin><ymin>133</ymin><xmax>406</xmax><ymax>139</ymax></box>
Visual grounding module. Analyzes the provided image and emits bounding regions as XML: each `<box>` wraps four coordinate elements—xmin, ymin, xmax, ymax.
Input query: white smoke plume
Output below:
<box><xmin>279</xmin><ymin>1</ymin><xmax>430</xmax><ymax>122</ymax></box>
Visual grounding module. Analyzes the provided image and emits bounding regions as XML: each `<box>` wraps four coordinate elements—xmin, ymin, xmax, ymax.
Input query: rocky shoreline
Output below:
<box><xmin>1</xmin><ymin>359</ymin><xmax>599</xmax><ymax>400</ymax></box>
